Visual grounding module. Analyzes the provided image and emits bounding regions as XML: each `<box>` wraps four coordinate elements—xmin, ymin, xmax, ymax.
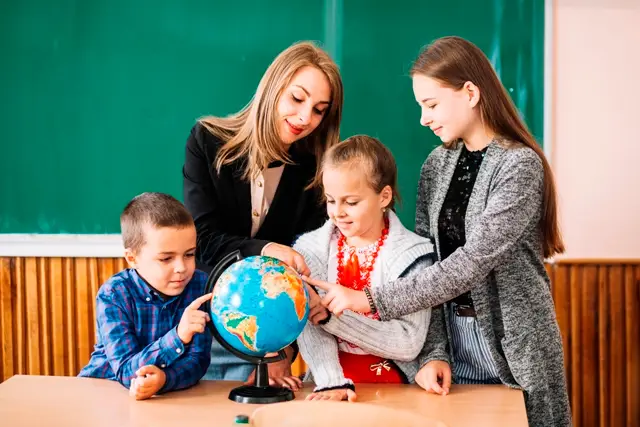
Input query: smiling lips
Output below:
<box><xmin>432</xmin><ymin>126</ymin><xmax>443</xmax><ymax>135</ymax></box>
<box><xmin>286</xmin><ymin>120</ymin><xmax>303</xmax><ymax>135</ymax></box>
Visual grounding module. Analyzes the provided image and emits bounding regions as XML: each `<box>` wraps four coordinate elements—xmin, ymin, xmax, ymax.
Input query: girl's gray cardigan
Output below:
<box><xmin>372</xmin><ymin>141</ymin><xmax>572</xmax><ymax>427</ymax></box>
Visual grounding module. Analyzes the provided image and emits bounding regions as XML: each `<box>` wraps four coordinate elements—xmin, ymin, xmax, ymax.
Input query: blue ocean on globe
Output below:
<box><xmin>209</xmin><ymin>255</ymin><xmax>310</xmax><ymax>357</ymax></box>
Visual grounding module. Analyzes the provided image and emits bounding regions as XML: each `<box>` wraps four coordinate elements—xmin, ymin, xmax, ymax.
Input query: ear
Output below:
<box><xmin>463</xmin><ymin>81</ymin><xmax>481</xmax><ymax>108</ymax></box>
<box><xmin>379</xmin><ymin>185</ymin><xmax>393</xmax><ymax>209</ymax></box>
<box><xmin>124</xmin><ymin>248</ymin><xmax>137</xmax><ymax>268</ymax></box>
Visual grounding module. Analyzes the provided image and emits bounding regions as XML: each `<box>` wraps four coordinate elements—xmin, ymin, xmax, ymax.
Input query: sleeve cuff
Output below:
<box><xmin>159</xmin><ymin>368</ymin><xmax>176</xmax><ymax>394</ymax></box>
<box><xmin>313</xmin><ymin>381</ymin><xmax>355</xmax><ymax>393</ymax></box>
<box><xmin>317</xmin><ymin>311</ymin><xmax>332</xmax><ymax>325</ymax></box>
<box><xmin>419</xmin><ymin>352</ymin><xmax>450</xmax><ymax>368</ymax></box>
<box><xmin>288</xmin><ymin>341</ymin><xmax>299</xmax><ymax>364</ymax></box>
<box><xmin>259</xmin><ymin>241</ymin><xmax>275</xmax><ymax>257</ymax></box>
<box><xmin>370</xmin><ymin>286</ymin><xmax>387</xmax><ymax>320</ymax></box>
<box><xmin>158</xmin><ymin>327</ymin><xmax>186</xmax><ymax>366</ymax></box>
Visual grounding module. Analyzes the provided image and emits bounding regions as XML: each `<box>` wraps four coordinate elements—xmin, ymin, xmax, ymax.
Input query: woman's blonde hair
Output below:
<box><xmin>411</xmin><ymin>36</ymin><xmax>564</xmax><ymax>257</ymax></box>
<box><xmin>200</xmin><ymin>41</ymin><xmax>343</xmax><ymax>187</ymax></box>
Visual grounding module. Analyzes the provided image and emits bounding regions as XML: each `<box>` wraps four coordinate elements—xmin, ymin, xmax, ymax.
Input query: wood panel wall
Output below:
<box><xmin>547</xmin><ymin>260</ymin><xmax>640</xmax><ymax>427</ymax></box>
<box><xmin>1</xmin><ymin>257</ymin><xmax>638</xmax><ymax>426</ymax></box>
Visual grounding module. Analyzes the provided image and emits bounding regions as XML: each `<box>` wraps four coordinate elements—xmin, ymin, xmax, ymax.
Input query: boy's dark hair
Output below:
<box><xmin>321</xmin><ymin>135</ymin><xmax>401</xmax><ymax>210</ymax></box>
<box><xmin>121</xmin><ymin>192</ymin><xmax>194</xmax><ymax>252</ymax></box>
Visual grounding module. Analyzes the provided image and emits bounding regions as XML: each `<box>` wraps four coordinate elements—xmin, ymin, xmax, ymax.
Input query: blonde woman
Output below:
<box><xmin>183</xmin><ymin>41</ymin><xmax>343</xmax><ymax>386</ymax></box>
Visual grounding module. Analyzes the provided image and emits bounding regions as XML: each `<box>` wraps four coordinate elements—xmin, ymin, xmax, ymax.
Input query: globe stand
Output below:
<box><xmin>204</xmin><ymin>250</ymin><xmax>296</xmax><ymax>404</ymax></box>
<box><xmin>227</xmin><ymin>357</ymin><xmax>294</xmax><ymax>404</ymax></box>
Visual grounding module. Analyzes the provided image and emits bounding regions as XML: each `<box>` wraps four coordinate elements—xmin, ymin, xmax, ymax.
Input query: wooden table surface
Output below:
<box><xmin>0</xmin><ymin>375</ymin><xmax>528</xmax><ymax>426</ymax></box>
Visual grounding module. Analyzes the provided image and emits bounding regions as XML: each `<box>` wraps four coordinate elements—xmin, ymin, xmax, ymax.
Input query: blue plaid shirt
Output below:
<box><xmin>78</xmin><ymin>268</ymin><xmax>212</xmax><ymax>392</ymax></box>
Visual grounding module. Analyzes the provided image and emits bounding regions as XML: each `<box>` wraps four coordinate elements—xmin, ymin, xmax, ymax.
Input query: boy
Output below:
<box><xmin>78</xmin><ymin>192</ymin><xmax>213</xmax><ymax>400</ymax></box>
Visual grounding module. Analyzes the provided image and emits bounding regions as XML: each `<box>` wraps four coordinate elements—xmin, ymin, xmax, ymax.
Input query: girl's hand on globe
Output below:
<box><xmin>306</xmin><ymin>388</ymin><xmax>357</xmax><ymax>402</ymax></box>
<box><xmin>261</xmin><ymin>243</ymin><xmax>311</xmax><ymax>276</ymax></box>
<box><xmin>177</xmin><ymin>293</ymin><xmax>212</xmax><ymax>344</ymax></box>
<box><xmin>301</xmin><ymin>276</ymin><xmax>371</xmax><ymax>316</ymax></box>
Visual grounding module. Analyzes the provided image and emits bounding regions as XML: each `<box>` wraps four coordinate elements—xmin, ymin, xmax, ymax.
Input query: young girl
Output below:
<box><xmin>182</xmin><ymin>41</ymin><xmax>342</xmax><ymax>386</ymax></box>
<box><xmin>304</xmin><ymin>37</ymin><xmax>571</xmax><ymax>426</ymax></box>
<box><xmin>294</xmin><ymin>135</ymin><xmax>448</xmax><ymax>401</ymax></box>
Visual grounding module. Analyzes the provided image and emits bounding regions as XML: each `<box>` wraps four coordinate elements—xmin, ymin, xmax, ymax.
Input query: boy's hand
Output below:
<box><xmin>415</xmin><ymin>360</ymin><xmax>451</xmax><ymax>396</ymax></box>
<box><xmin>129</xmin><ymin>365</ymin><xmax>166</xmax><ymax>400</ymax></box>
<box><xmin>306</xmin><ymin>388</ymin><xmax>357</xmax><ymax>402</ymax></box>
<box><xmin>177</xmin><ymin>293</ymin><xmax>212</xmax><ymax>344</ymax></box>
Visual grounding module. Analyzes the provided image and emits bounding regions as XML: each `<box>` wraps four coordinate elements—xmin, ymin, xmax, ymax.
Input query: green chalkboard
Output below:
<box><xmin>0</xmin><ymin>0</ymin><xmax>544</xmax><ymax>233</ymax></box>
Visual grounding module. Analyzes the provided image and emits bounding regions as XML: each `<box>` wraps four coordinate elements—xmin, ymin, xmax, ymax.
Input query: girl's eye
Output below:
<box><xmin>313</xmin><ymin>107</ymin><xmax>326</xmax><ymax>115</ymax></box>
<box><xmin>346</xmin><ymin>201</ymin><xmax>358</xmax><ymax>206</ymax></box>
<box><xmin>159</xmin><ymin>257</ymin><xmax>171</xmax><ymax>263</ymax></box>
<box><xmin>292</xmin><ymin>95</ymin><xmax>303</xmax><ymax>103</ymax></box>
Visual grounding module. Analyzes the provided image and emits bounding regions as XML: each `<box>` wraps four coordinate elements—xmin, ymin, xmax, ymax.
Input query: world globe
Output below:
<box><xmin>209</xmin><ymin>255</ymin><xmax>310</xmax><ymax>358</ymax></box>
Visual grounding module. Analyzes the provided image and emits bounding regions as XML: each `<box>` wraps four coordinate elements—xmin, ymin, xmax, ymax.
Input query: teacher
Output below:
<box><xmin>183</xmin><ymin>41</ymin><xmax>343</xmax><ymax>387</ymax></box>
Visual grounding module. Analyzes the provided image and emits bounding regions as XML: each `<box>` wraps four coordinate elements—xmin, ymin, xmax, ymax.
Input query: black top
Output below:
<box><xmin>438</xmin><ymin>144</ymin><xmax>488</xmax><ymax>306</ymax></box>
<box><xmin>183</xmin><ymin>122</ymin><xmax>327</xmax><ymax>273</ymax></box>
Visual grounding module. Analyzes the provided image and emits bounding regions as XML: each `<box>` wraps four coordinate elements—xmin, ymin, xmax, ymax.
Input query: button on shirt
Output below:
<box><xmin>78</xmin><ymin>269</ymin><xmax>212</xmax><ymax>392</ymax></box>
<box><xmin>250</xmin><ymin>165</ymin><xmax>284</xmax><ymax>237</ymax></box>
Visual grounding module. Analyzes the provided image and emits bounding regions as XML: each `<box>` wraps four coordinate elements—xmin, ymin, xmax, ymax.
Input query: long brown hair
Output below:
<box><xmin>321</xmin><ymin>135</ymin><xmax>401</xmax><ymax>211</ymax></box>
<box><xmin>200</xmin><ymin>41</ymin><xmax>343</xmax><ymax>187</ymax></box>
<box><xmin>411</xmin><ymin>36</ymin><xmax>564</xmax><ymax>257</ymax></box>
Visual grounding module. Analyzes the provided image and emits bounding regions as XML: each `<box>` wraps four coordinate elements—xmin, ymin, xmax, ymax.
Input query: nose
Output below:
<box><xmin>174</xmin><ymin>258</ymin><xmax>186</xmax><ymax>274</ymax></box>
<box><xmin>298</xmin><ymin>107</ymin><xmax>312</xmax><ymax>125</ymax></box>
<box><xmin>420</xmin><ymin>108</ymin><xmax>432</xmax><ymax>127</ymax></box>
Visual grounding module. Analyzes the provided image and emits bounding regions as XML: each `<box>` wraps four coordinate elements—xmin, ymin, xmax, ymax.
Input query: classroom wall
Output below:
<box><xmin>1</xmin><ymin>257</ymin><xmax>638</xmax><ymax>427</ymax></box>
<box><xmin>552</xmin><ymin>0</ymin><xmax>640</xmax><ymax>259</ymax></box>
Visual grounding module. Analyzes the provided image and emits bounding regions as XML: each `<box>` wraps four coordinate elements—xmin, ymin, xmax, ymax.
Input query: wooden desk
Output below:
<box><xmin>0</xmin><ymin>375</ymin><xmax>527</xmax><ymax>427</ymax></box>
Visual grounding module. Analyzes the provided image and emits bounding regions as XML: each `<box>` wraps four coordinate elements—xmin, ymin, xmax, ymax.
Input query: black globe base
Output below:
<box><xmin>228</xmin><ymin>384</ymin><xmax>294</xmax><ymax>404</ymax></box>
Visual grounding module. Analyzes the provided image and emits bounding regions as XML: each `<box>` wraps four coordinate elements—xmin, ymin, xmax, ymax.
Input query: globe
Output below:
<box><xmin>209</xmin><ymin>255</ymin><xmax>310</xmax><ymax>358</ymax></box>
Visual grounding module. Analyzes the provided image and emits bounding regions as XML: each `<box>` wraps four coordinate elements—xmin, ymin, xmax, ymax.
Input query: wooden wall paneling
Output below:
<box><xmin>580</xmin><ymin>264</ymin><xmax>598</xmax><ymax>427</ymax></box>
<box><xmin>0</xmin><ymin>257</ymin><xmax>638</xmax><ymax>427</ymax></box>
<box><xmin>63</xmin><ymin>257</ymin><xmax>77</xmax><ymax>377</ymax></box>
<box><xmin>74</xmin><ymin>258</ymin><xmax>92</xmax><ymax>374</ymax></box>
<box><xmin>50</xmin><ymin>257</ymin><xmax>66</xmax><ymax>376</ymax></box>
<box><xmin>0</xmin><ymin>258</ymin><xmax>14</xmax><ymax>381</ymax></box>
<box><xmin>597</xmin><ymin>265</ymin><xmax>611</xmax><ymax>426</ymax></box>
<box><xmin>14</xmin><ymin>258</ymin><xmax>26</xmax><ymax>376</ymax></box>
<box><xmin>625</xmin><ymin>265</ymin><xmax>640</xmax><ymax>425</ymax></box>
<box><xmin>608</xmin><ymin>265</ymin><xmax>626</xmax><ymax>427</ymax></box>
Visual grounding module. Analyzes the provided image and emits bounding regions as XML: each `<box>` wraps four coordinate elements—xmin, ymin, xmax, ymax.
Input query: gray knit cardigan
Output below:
<box><xmin>372</xmin><ymin>141</ymin><xmax>572</xmax><ymax>427</ymax></box>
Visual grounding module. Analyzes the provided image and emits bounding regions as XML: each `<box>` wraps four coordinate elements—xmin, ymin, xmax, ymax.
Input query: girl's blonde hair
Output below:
<box><xmin>200</xmin><ymin>41</ymin><xmax>343</xmax><ymax>187</ymax></box>
<box><xmin>411</xmin><ymin>36</ymin><xmax>564</xmax><ymax>257</ymax></box>
<box><xmin>322</xmin><ymin>135</ymin><xmax>400</xmax><ymax>211</ymax></box>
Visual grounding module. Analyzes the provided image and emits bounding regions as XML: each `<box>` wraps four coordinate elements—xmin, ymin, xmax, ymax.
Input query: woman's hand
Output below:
<box><xmin>262</xmin><ymin>243</ymin><xmax>311</xmax><ymax>276</ymax></box>
<box><xmin>305</xmin><ymin>283</ymin><xmax>330</xmax><ymax>324</ymax></box>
